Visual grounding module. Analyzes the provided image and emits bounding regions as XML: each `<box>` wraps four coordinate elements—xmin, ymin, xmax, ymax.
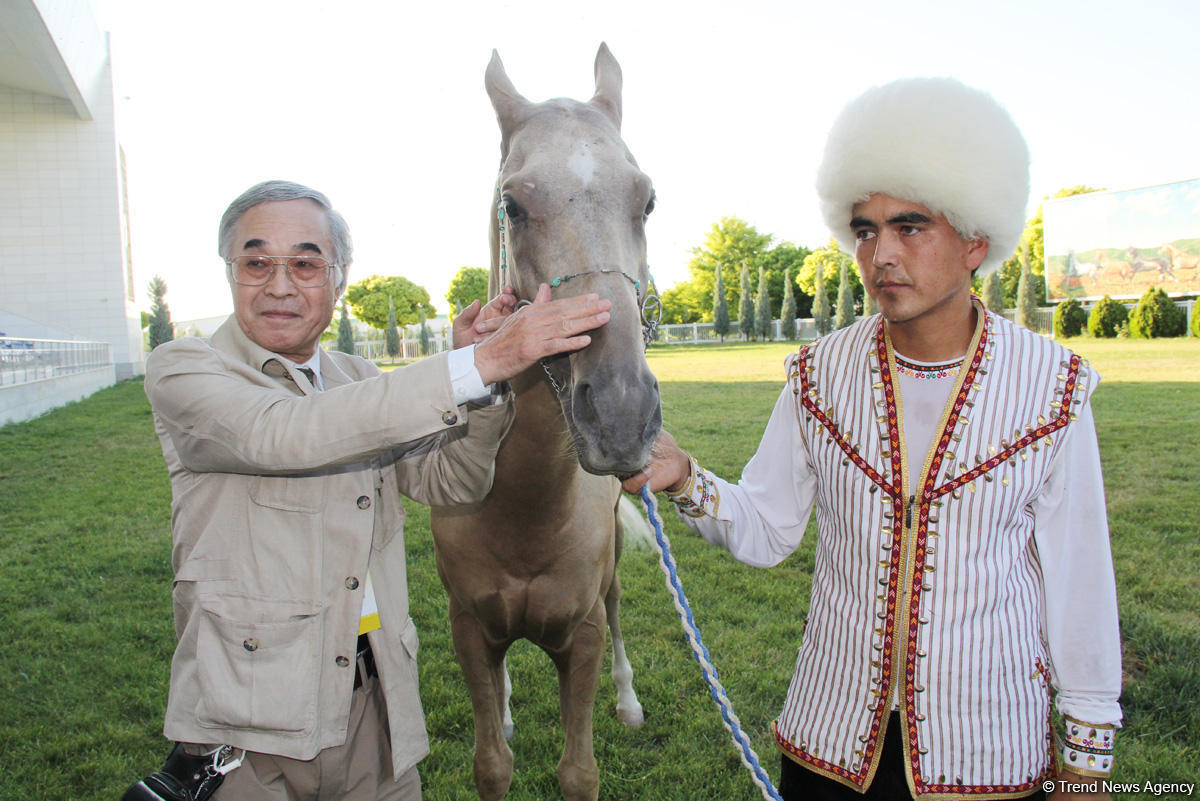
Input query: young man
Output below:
<box><xmin>135</xmin><ymin>180</ymin><xmax>611</xmax><ymax>801</ymax></box>
<box><xmin>625</xmin><ymin>79</ymin><xmax>1121</xmax><ymax>800</ymax></box>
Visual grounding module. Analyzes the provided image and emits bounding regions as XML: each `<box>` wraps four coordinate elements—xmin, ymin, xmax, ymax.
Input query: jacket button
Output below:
<box><xmin>243</xmin><ymin>638</ymin><xmax>258</xmax><ymax>652</ymax></box>
<box><xmin>441</xmin><ymin>411</ymin><xmax>458</xmax><ymax>426</ymax></box>
<box><xmin>357</xmin><ymin>495</ymin><xmax>371</xmax><ymax>510</ymax></box>
<box><xmin>345</xmin><ymin>577</ymin><xmax>360</xmax><ymax>590</ymax></box>
<box><xmin>336</xmin><ymin>655</ymin><xmax>350</xmax><ymax>668</ymax></box>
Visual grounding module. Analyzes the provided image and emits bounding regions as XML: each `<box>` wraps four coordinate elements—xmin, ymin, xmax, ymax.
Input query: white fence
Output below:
<box><xmin>1</xmin><ymin>337</ymin><xmax>113</xmax><ymax>386</ymax></box>
<box><xmin>348</xmin><ymin>300</ymin><xmax>1194</xmax><ymax>360</ymax></box>
<box><xmin>1</xmin><ymin>337</ymin><xmax>116</xmax><ymax>426</ymax></box>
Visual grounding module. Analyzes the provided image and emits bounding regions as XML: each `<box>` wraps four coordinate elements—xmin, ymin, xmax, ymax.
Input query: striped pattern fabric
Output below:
<box><xmin>775</xmin><ymin>307</ymin><xmax>1091</xmax><ymax>799</ymax></box>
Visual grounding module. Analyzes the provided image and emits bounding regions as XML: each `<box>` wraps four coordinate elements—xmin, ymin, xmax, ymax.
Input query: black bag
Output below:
<box><xmin>122</xmin><ymin>743</ymin><xmax>236</xmax><ymax>801</ymax></box>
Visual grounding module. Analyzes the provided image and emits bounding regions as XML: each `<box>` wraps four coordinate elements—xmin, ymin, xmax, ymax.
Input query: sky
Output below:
<box><xmin>92</xmin><ymin>0</ymin><xmax>1200</xmax><ymax>322</ymax></box>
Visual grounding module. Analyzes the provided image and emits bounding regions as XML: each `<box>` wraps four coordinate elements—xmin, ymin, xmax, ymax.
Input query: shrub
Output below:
<box><xmin>1192</xmin><ymin>303</ymin><xmax>1200</xmax><ymax>338</ymax></box>
<box><xmin>1129</xmin><ymin>287</ymin><xmax>1187</xmax><ymax>338</ymax></box>
<box><xmin>1087</xmin><ymin>295</ymin><xmax>1127</xmax><ymax>338</ymax></box>
<box><xmin>1053</xmin><ymin>298</ymin><xmax>1087</xmax><ymax>338</ymax></box>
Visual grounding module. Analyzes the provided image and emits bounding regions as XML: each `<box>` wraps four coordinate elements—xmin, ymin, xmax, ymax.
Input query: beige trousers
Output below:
<box><xmin>208</xmin><ymin>676</ymin><xmax>420</xmax><ymax>801</ymax></box>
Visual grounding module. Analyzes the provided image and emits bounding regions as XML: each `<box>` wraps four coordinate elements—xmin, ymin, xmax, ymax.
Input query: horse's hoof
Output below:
<box><xmin>617</xmin><ymin>705</ymin><xmax>645</xmax><ymax>727</ymax></box>
<box><xmin>502</xmin><ymin>723</ymin><xmax>515</xmax><ymax>741</ymax></box>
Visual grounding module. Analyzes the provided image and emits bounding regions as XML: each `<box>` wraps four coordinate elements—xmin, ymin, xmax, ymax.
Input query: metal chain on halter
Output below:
<box><xmin>496</xmin><ymin>187</ymin><xmax>662</xmax><ymax>393</ymax></box>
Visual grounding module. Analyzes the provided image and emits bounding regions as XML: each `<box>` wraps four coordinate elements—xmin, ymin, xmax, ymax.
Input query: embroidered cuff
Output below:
<box><xmin>1058</xmin><ymin>715</ymin><xmax>1115</xmax><ymax>777</ymax></box>
<box><xmin>666</xmin><ymin>457</ymin><xmax>719</xmax><ymax>518</ymax></box>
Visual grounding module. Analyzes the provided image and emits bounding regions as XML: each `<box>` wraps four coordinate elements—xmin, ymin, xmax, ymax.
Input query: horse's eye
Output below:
<box><xmin>644</xmin><ymin>192</ymin><xmax>656</xmax><ymax>217</ymax></box>
<box><xmin>502</xmin><ymin>196</ymin><xmax>525</xmax><ymax>223</ymax></box>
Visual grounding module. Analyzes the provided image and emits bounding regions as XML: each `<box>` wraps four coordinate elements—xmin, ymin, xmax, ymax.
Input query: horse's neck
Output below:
<box><xmin>491</xmin><ymin>371</ymin><xmax>580</xmax><ymax>508</ymax></box>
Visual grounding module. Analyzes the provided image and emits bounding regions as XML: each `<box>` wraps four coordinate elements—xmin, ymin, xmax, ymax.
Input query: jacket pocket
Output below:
<box><xmin>194</xmin><ymin>604</ymin><xmax>320</xmax><ymax>734</ymax></box>
<box><xmin>249</xmin><ymin>475</ymin><xmax>326</xmax><ymax>513</ymax></box>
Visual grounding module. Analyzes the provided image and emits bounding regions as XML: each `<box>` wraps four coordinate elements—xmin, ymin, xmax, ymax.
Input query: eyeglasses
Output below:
<box><xmin>226</xmin><ymin>255</ymin><xmax>340</xmax><ymax>288</ymax></box>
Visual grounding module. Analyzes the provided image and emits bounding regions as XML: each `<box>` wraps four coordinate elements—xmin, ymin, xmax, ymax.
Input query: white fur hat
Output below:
<box><xmin>815</xmin><ymin>77</ymin><xmax>1029</xmax><ymax>275</ymax></box>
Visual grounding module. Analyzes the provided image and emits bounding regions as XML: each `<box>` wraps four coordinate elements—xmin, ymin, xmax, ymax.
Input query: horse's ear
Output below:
<box><xmin>590</xmin><ymin>42</ymin><xmax>622</xmax><ymax>130</ymax></box>
<box><xmin>485</xmin><ymin>49</ymin><xmax>529</xmax><ymax>142</ymax></box>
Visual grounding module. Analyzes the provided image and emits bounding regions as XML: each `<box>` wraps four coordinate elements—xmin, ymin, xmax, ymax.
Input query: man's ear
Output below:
<box><xmin>966</xmin><ymin>238</ymin><xmax>990</xmax><ymax>272</ymax></box>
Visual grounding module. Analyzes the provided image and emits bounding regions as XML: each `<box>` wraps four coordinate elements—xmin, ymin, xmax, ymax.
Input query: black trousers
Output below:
<box><xmin>777</xmin><ymin>713</ymin><xmax>1047</xmax><ymax>801</ymax></box>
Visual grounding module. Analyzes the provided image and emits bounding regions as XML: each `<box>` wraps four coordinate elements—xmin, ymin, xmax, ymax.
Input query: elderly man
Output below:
<box><xmin>130</xmin><ymin>180</ymin><xmax>611</xmax><ymax>801</ymax></box>
<box><xmin>625</xmin><ymin>79</ymin><xmax>1121</xmax><ymax>800</ymax></box>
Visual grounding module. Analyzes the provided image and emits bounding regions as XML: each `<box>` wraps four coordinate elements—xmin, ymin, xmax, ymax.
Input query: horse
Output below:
<box><xmin>429</xmin><ymin>43</ymin><xmax>661</xmax><ymax>801</ymax></box>
<box><xmin>1126</xmin><ymin>245</ymin><xmax>1175</xmax><ymax>281</ymax></box>
<box><xmin>1163</xmin><ymin>243</ymin><xmax>1200</xmax><ymax>280</ymax></box>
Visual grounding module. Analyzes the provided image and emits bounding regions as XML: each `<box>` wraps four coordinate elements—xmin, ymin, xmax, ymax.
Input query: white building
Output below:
<box><xmin>0</xmin><ymin>0</ymin><xmax>140</xmax><ymax>425</ymax></box>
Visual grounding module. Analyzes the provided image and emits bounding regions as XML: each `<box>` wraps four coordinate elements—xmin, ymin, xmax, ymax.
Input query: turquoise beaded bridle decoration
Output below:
<box><xmin>497</xmin><ymin>188</ymin><xmax>662</xmax><ymax>356</ymax></box>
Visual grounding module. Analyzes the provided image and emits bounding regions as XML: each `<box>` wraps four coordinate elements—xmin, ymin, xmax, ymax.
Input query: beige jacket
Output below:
<box><xmin>144</xmin><ymin>317</ymin><xmax>513</xmax><ymax>777</ymax></box>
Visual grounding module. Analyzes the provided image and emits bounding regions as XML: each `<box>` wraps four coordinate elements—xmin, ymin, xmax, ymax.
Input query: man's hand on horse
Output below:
<box><xmin>452</xmin><ymin>287</ymin><xmax>519</xmax><ymax>349</ymax></box>
<box><xmin>621</xmin><ymin>429</ymin><xmax>691</xmax><ymax>496</ymax></box>
<box><xmin>473</xmin><ymin>283</ymin><xmax>611</xmax><ymax>385</ymax></box>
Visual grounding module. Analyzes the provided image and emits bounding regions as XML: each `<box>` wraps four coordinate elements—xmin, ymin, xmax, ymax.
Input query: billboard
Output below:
<box><xmin>1043</xmin><ymin>178</ymin><xmax>1200</xmax><ymax>302</ymax></box>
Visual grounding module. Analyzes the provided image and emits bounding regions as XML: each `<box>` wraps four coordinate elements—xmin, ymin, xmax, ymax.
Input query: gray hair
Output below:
<box><xmin>218</xmin><ymin>180</ymin><xmax>353</xmax><ymax>293</ymax></box>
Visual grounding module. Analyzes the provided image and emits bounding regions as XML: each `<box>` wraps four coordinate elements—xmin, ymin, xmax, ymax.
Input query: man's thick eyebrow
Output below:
<box><xmin>239</xmin><ymin>238</ymin><xmax>324</xmax><ymax>255</ymax></box>
<box><xmin>886</xmin><ymin>211</ymin><xmax>933</xmax><ymax>226</ymax></box>
<box><xmin>849</xmin><ymin>216</ymin><xmax>873</xmax><ymax>229</ymax></box>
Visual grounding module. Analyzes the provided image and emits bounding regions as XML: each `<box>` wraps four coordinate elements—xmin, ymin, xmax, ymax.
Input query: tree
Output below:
<box><xmin>799</xmin><ymin>239</ymin><xmax>859</xmax><ymax>313</ymax></box>
<box><xmin>385</xmin><ymin>295</ymin><xmax>401</xmax><ymax>361</ymax></box>
<box><xmin>754</xmin><ymin>266</ymin><xmax>772</xmax><ymax>340</ymax></box>
<box><xmin>1192</xmin><ymin>303</ymin><xmax>1200</xmax><ymax>339</ymax></box>
<box><xmin>146</xmin><ymin>276</ymin><xmax>175</xmax><ymax>347</ymax></box>
<box><xmin>812</xmin><ymin>261</ymin><xmax>832</xmax><ymax>336</ymax></box>
<box><xmin>660</xmin><ymin>281</ymin><xmax>708</xmax><ymax>324</ymax></box>
<box><xmin>1015</xmin><ymin>247</ymin><xmax>1039</xmax><ymax>331</ymax></box>
<box><xmin>1052</xmin><ymin>298</ymin><xmax>1087</xmax><ymax>338</ymax></box>
<box><xmin>418</xmin><ymin>307</ymin><xmax>432</xmax><ymax>356</ymax></box>
<box><xmin>446</xmin><ymin>267</ymin><xmax>489</xmax><ymax>320</ymax></box>
<box><xmin>862</xmin><ymin>289</ymin><xmax>877</xmax><ymax>318</ymax></box>
<box><xmin>757</xmin><ymin>241</ymin><xmax>811</xmax><ymax>319</ymax></box>
<box><xmin>336</xmin><ymin>302</ymin><xmax>355</xmax><ymax>354</ymax></box>
<box><xmin>1087</xmin><ymin>296</ymin><xmax>1127</xmax><ymax>338</ymax></box>
<box><xmin>835</xmin><ymin>259</ymin><xmax>856</xmax><ymax>329</ymax></box>
<box><xmin>1129</xmin><ymin>287</ymin><xmax>1187</xmax><ymax>338</ymax></box>
<box><xmin>780</xmin><ymin>268</ymin><xmax>797</xmax><ymax>340</ymax></box>
<box><xmin>712</xmin><ymin>263</ymin><xmax>731</xmax><ymax>341</ymax></box>
<box><xmin>738</xmin><ymin>263</ymin><xmax>754</xmax><ymax>339</ymax></box>
<box><xmin>345</xmin><ymin>275</ymin><xmax>436</xmax><ymax>330</ymax></box>
<box><xmin>688</xmin><ymin>217</ymin><xmax>773</xmax><ymax>312</ymax></box>
<box><xmin>147</xmin><ymin>275</ymin><xmax>174</xmax><ymax>350</ymax></box>
<box><xmin>981</xmin><ymin>270</ymin><xmax>1005</xmax><ymax>314</ymax></box>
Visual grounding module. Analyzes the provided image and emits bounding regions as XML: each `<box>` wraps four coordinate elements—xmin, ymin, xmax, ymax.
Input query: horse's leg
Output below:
<box><xmin>502</xmin><ymin>655</ymin><xmax>514</xmax><ymax>741</ymax></box>
<box><xmin>550</xmin><ymin>599</ymin><xmax>607</xmax><ymax>801</ymax></box>
<box><xmin>449</xmin><ymin>601</ymin><xmax>514</xmax><ymax>801</ymax></box>
<box><xmin>605</xmin><ymin>572</ymin><xmax>644</xmax><ymax>727</ymax></box>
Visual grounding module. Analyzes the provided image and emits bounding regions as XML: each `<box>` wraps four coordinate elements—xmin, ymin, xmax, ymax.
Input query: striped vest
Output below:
<box><xmin>775</xmin><ymin>307</ymin><xmax>1092</xmax><ymax>799</ymax></box>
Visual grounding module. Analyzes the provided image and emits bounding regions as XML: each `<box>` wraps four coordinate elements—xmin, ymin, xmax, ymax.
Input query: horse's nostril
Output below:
<box><xmin>573</xmin><ymin>380</ymin><xmax>598</xmax><ymax>424</ymax></box>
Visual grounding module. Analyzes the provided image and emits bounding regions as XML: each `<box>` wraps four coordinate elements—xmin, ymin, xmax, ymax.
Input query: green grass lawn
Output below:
<box><xmin>0</xmin><ymin>338</ymin><xmax>1196</xmax><ymax>800</ymax></box>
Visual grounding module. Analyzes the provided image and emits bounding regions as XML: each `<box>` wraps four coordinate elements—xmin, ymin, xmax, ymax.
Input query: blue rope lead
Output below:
<box><xmin>638</xmin><ymin>485</ymin><xmax>784</xmax><ymax>801</ymax></box>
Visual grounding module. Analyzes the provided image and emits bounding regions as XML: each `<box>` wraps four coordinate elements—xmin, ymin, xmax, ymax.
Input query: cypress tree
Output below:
<box><xmin>813</xmin><ymin>262</ymin><xmax>832</xmax><ymax>336</ymax></box>
<box><xmin>754</xmin><ymin>265</ymin><xmax>771</xmax><ymax>341</ymax></box>
<box><xmin>862</xmin><ymin>289</ymin><xmax>878</xmax><ymax>317</ymax></box>
<box><xmin>1016</xmin><ymin>248</ymin><xmax>1038</xmax><ymax>331</ymax></box>
<box><xmin>418</xmin><ymin>307</ymin><xmax>432</xmax><ymax>356</ymax></box>
<box><xmin>982</xmin><ymin>270</ymin><xmax>1005</xmax><ymax>313</ymax></box>
<box><xmin>834</xmin><ymin>259</ymin><xmax>855</xmax><ymax>329</ymax></box>
<box><xmin>147</xmin><ymin>275</ymin><xmax>174</xmax><ymax>349</ymax></box>
<box><xmin>712</xmin><ymin>263</ymin><xmax>731</xmax><ymax>342</ymax></box>
<box><xmin>780</xmin><ymin>268</ymin><xmax>797</xmax><ymax>340</ymax></box>
<box><xmin>336</xmin><ymin>302</ymin><xmax>355</xmax><ymax>354</ymax></box>
<box><xmin>385</xmin><ymin>295</ymin><xmax>401</xmax><ymax>361</ymax></box>
<box><xmin>738</xmin><ymin>263</ymin><xmax>754</xmax><ymax>340</ymax></box>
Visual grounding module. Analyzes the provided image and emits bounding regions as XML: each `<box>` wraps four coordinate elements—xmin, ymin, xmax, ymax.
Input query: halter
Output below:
<box><xmin>497</xmin><ymin>187</ymin><xmax>662</xmax><ymax>393</ymax></box>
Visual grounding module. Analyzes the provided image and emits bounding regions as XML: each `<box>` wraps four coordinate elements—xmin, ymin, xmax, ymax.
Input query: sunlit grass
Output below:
<box><xmin>0</xmin><ymin>336</ymin><xmax>1195</xmax><ymax>799</ymax></box>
